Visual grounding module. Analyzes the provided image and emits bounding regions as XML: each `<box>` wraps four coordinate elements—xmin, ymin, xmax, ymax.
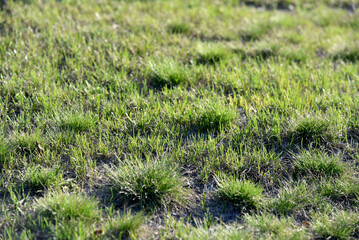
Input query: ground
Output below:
<box><xmin>1</xmin><ymin>0</ymin><xmax>359</xmax><ymax>239</ymax></box>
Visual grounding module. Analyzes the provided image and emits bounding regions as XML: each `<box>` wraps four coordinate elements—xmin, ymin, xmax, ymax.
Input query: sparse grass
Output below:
<box><xmin>107</xmin><ymin>158</ymin><xmax>190</xmax><ymax>209</ymax></box>
<box><xmin>1</xmin><ymin>0</ymin><xmax>359</xmax><ymax>238</ymax></box>
<box><xmin>215</xmin><ymin>174</ymin><xmax>265</xmax><ymax>210</ymax></box>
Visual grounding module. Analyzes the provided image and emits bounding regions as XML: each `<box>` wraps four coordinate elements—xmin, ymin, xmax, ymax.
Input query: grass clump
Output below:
<box><xmin>32</xmin><ymin>191</ymin><xmax>101</xmax><ymax>238</ymax></box>
<box><xmin>104</xmin><ymin>211</ymin><xmax>144</xmax><ymax>239</ymax></box>
<box><xmin>245</xmin><ymin>213</ymin><xmax>309</xmax><ymax>240</ymax></box>
<box><xmin>167</xmin><ymin>22</ymin><xmax>190</xmax><ymax>34</ymax></box>
<box><xmin>9</xmin><ymin>132</ymin><xmax>43</xmax><ymax>157</ymax></box>
<box><xmin>34</xmin><ymin>191</ymin><xmax>101</xmax><ymax>223</ymax></box>
<box><xmin>215</xmin><ymin>174</ymin><xmax>265</xmax><ymax>210</ymax></box>
<box><xmin>22</xmin><ymin>165</ymin><xmax>63</xmax><ymax>192</ymax></box>
<box><xmin>59</xmin><ymin>111</ymin><xmax>98</xmax><ymax>132</ymax></box>
<box><xmin>317</xmin><ymin>179</ymin><xmax>359</xmax><ymax>205</ymax></box>
<box><xmin>148</xmin><ymin>60</ymin><xmax>189</xmax><ymax>88</ymax></box>
<box><xmin>290</xmin><ymin>117</ymin><xmax>332</xmax><ymax>145</ymax></box>
<box><xmin>195</xmin><ymin>44</ymin><xmax>230</xmax><ymax>65</ymax></box>
<box><xmin>311</xmin><ymin>210</ymin><xmax>359</xmax><ymax>240</ymax></box>
<box><xmin>292</xmin><ymin>150</ymin><xmax>345</xmax><ymax>179</ymax></box>
<box><xmin>191</xmin><ymin>100</ymin><xmax>236</xmax><ymax>132</ymax></box>
<box><xmin>270</xmin><ymin>181</ymin><xmax>320</xmax><ymax>215</ymax></box>
<box><xmin>0</xmin><ymin>140</ymin><xmax>10</xmax><ymax>168</ymax></box>
<box><xmin>332</xmin><ymin>47</ymin><xmax>359</xmax><ymax>63</ymax></box>
<box><xmin>107</xmin><ymin>159</ymin><xmax>190</xmax><ymax>209</ymax></box>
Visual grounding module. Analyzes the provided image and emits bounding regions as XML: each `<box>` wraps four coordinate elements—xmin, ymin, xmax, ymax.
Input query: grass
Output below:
<box><xmin>195</xmin><ymin>44</ymin><xmax>230</xmax><ymax>65</ymax></box>
<box><xmin>292</xmin><ymin>150</ymin><xmax>346</xmax><ymax>179</ymax></box>
<box><xmin>269</xmin><ymin>181</ymin><xmax>321</xmax><ymax>215</ymax></box>
<box><xmin>104</xmin><ymin>211</ymin><xmax>144</xmax><ymax>239</ymax></box>
<box><xmin>1</xmin><ymin>0</ymin><xmax>359</xmax><ymax>238</ymax></box>
<box><xmin>245</xmin><ymin>212</ymin><xmax>309</xmax><ymax>239</ymax></box>
<box><xmin>147</xmin><ymin>59</ymin><xmax>189</xmax><ymax>88</ymax></box>
<box><xmin>290</xmin><ymin>116</ymin><xmax>333</xmax><ymax>145</ymax></box>
<box><xmin>311</xmin><ymin>209</ymin><xmax>359</xmax><ymax>240</ymax></box>
<box><xmin>107</xmin><ymin>158</ymin><xmax>190</xmax><ymax>209</ymax></box>
<box><xmin>31</xmin><ymin>191</ymin><xmax>101</xmax><ymax>239</ymax></box>
<box><xmin>21</xmin><ymin>165</ymin><xmax>63</xmax><ymax>193</ymax></box>
<box><xmin>215</xmin><ymin>174</ymin><xmax>265</xmax><ymax>210</ymax></box>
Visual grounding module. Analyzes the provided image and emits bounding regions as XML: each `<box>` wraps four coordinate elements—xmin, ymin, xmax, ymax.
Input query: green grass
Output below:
<box><xmin>195</xmin><ymin>43</ymin><xmax>230</xmax><ymax>65</ymax></box>
<box><xmin>147</xmin><ymin>59</ymin><xmax>189</xmax><ymax>88</ymax></box>
<box><xmin>311</xmin><ymin>209</ymin><xmax>359</xmax><ymax>240</ymax></box>
<box><xmin>107</xmin><ymin>158</ymin><xmax>190</xmax><ymax>209</ymax></box>
<box><xmin>215</xmin><ymin>174</ymin><xmax>265</xmax><ymax>210</ymax></box>
<box><xmin>21</xmin><ymin>165</ymin><xmax>63</xmax><ymax>193</ymax></box>
<box><xmin>245</xmin><ymin>212</ymin><xmax>309</xmax><ymax>239</ymax></box>
<box><xmin>104</xmin><ymin>211</ymin><xmax>145</xmax><ymax>239</ymax></box>
<box><xmin>292</xmin><ymin>150</ymin><xmax>346</xmax><ymax>179</ymax></box>
<box><xmin>1</xmin><ymin>0</ymin><xmax>359</xmax><ymax>238</ymax></box>
<box><xmin>31</xmin><ymin>191</ymin><xmax>101</xmax><ymax>239</ymax></box>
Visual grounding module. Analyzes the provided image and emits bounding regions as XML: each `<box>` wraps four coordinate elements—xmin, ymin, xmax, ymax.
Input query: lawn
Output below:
<box><xmin>1</xmin><ymin>0</ymin><xmax>359</xmax><ymax>239</ymax></box>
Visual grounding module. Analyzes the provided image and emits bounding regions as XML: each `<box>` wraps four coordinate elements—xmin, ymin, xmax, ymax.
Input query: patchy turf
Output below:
<box><xmin>1</xmin><ymin>0</ymin><xmax>359</xmax><ymax>239</ymax></box>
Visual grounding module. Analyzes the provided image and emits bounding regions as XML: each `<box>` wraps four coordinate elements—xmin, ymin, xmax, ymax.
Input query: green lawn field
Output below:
<box><xmin>1</xmin><ymin>0</ymin><xmax>359</xmax><ymax>239</ymax></box>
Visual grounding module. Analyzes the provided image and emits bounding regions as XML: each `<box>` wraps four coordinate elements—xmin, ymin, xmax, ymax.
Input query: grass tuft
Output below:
<box><xmin>311</xmin><ymin>210</ymin><xmax>359</xmax><ymax>240</ymax></box>
<box><xmin>22</xmin><ymin>165</ymin><xmax>63</xmax><ymax>192</ymax></box>
<box><xmin>292</xmin><ymin>150</ymin><xmax>345</xmax><ymax>179</ymax></box>
<box><xmin>317</xmin><ymin>179</ymin><xmax>359</xmax><ymax>204</ymax></box>
<box><xmin>195</xmin><ymin>44</ymin><xmax>230</xmax><ymax>65</ymax></box>
<box><xmin>215</xmin><ymin>174</ymin><xmax>264</xmax><ymax>210</ymax></box>
<box><xmin>104</xmin><ymin>211</ymin><xmax>144</xmax><ymax>239</ymax></box>
<box><xmin>31</xmin><ymin>191</ymin><xmax>101</xmax><ymax>238</ymax></box>
<box><xmin>147</xmin><ymin>60</ymin><xmax>189</xmax><ymax>88</ymax></box>
<box><xmin>290</xmin><ymin>117</ymin><xmax>332</xmax><ymax>145</ymax></box>
<box><xmin>245</xmin><ymin>212</ymin><xmax>308</xmax><ymax>239</ymax></box>
<box><xmin>107</xmin><ymin>159</ymin><xmax>190</xmax><ymax>209</ymax></box>
<box><xmin>59</xmin><ymin>112</ymin><xmax>98</xmax><ymax>132</ymax></box>
<box><xmin>34</xmin><ymin>191</ymin><xmax>101</xmax><ymax>223</ymax></box>
<box><xmin>167</xmin><ymin>22</ymin><xmax>190</xmax><ymax>34</ymax></box>
<box><xmin>270</xmin><ymin>181</ymin><xmax>320</xmax><ymax>215</ymax></box>
<box><xmin>333</xmin><ymin>47</ymin><xmax>359</xmax><ymax>63</ymax></box>
<box><xmin>192</xmin><ymin>100</ymin><xmax>236</xmax><ymax>132</ymax></box>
